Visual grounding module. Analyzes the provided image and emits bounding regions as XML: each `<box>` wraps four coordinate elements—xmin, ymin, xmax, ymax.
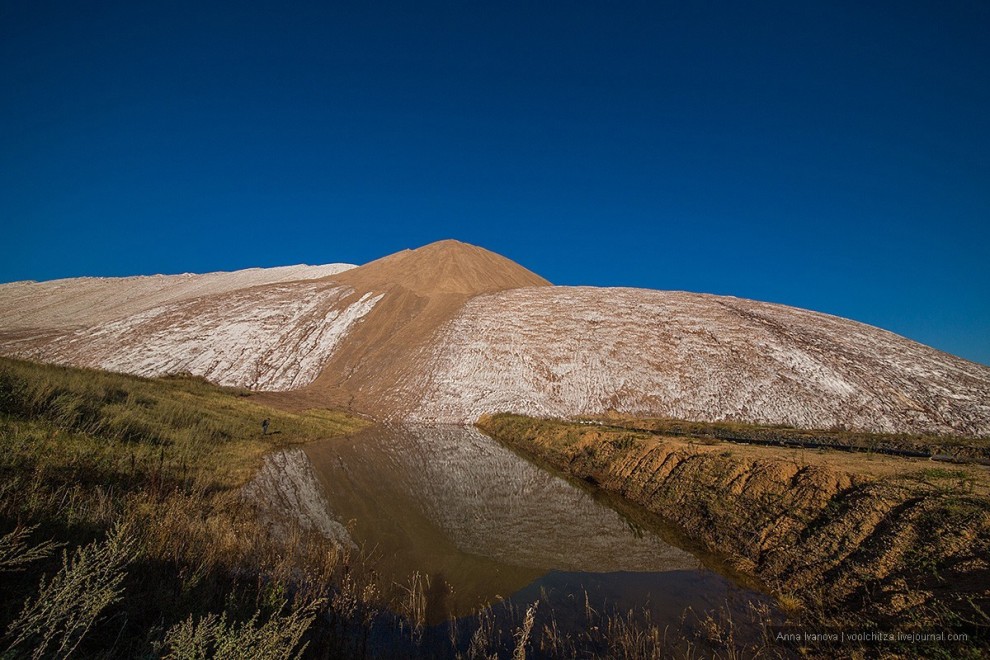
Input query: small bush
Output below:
<box><xmin>162</xmin><ymin>599</ymin><xmax>320</xmax><ymax>660</ymax></box>
<box><xmin>3</xmin><ymin>523</ymin><xmax>135</xmax><ymax>658</ymax></box>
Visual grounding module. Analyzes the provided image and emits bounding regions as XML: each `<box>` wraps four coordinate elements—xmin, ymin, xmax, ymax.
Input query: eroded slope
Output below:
<box><xmin>411</xmin><ymin>286</ymin><xmax>990</xmax><ymax>435</ymax></box>
<box><xmin>0</xmin><ymin>263</ymin><xmax>381</xmax><ymax>391</ymax></box>
<box><xmin>9</xmin><ymin>282</ymin><xmax>382</xmax><ymax>391</ymax></box>
<box><xmin>2</xmin><ymin>242</ymin><xmax>988</xmax><ymax>436</ymax></box>
<box><xmin>478</xmin><ymin>414</ymin><xmax>990</xmax><ymax>629</ymax></box>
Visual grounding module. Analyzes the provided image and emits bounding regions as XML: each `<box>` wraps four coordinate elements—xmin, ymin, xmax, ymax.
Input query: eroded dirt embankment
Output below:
<box><xmin>477</xmin><ymin>414</ymin><xmax>990</xmax><ymax>630</ymax></box>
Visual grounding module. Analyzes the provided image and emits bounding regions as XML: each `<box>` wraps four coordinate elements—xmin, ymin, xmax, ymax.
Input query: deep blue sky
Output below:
<box><xmin>2</xmin><ymin>1</ymin><xmax>988</xmax><ymax>365</ymax></box>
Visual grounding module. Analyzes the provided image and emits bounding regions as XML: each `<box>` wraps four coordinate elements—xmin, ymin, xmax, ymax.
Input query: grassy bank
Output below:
<box><xmin>0</xmin><ymin>357</ymin><xmax>373</xmax><ymax>658</ymax></box>
<box><xmin>477</xmin><ymin>413</ymin><xmax>990</xmax><ymax>658</ymax></box>
<box><xmin>0</xmin><ymin>358</ymin><xmax>787</xmax><ymax>659</ymax></box>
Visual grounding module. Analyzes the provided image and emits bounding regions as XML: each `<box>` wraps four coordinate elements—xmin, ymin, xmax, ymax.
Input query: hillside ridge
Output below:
<box><xmin>1</xmin><ymin>240</ymin><xmax>988</xmax><ymax>436</ymax></box>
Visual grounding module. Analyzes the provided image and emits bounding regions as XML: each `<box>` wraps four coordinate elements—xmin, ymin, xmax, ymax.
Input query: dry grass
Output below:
<box><xmin>586</xmin><ymin>412</ymin><xmax>990</xmax><ymax>462</ymax></box>
<box><xmin>0</xmin><ymin>357</ymin><xmax>370</xmax><ymax>657</ymax></box>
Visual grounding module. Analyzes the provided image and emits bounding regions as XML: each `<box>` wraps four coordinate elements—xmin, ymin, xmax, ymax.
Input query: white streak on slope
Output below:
<box><xmin>29</xmin><ymin>283</ymin><xmax>383</xmax><ymax>391</ymax></box>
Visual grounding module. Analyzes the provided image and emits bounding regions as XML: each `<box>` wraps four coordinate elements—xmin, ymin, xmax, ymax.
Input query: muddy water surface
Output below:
<box><xmin>296</xmin><ymin>425</ymin><xmax>772</xmax><ymax>628</ymax></box>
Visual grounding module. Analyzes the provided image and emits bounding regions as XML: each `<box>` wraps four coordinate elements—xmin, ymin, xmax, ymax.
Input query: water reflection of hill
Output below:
<box><xmin>303</xmin><ymin>425</ymin><xmax>701</xmax><ymax>616</ymax></box>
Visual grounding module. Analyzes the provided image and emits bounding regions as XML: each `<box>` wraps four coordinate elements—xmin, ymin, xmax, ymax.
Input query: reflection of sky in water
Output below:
<box><xmin>307</xmin><ymin>425</ymin><xmax>699</xmax><ymax>573</ymax></box>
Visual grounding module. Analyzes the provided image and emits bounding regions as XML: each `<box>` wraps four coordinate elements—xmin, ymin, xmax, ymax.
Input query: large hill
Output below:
<box><xmin>2</xmin><ymin>240</ymin><xmax>988</xmax><ymax>436</ymax></box>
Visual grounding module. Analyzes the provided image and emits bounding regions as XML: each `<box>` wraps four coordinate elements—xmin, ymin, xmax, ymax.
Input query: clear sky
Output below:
<box><xmin>2</xmin><ymin>1</ymin><xmax>988</xmax><ymax>365</ymax></box>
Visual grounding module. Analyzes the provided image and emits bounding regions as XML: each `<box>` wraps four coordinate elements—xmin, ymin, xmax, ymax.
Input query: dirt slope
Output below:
<box><xmin>289</xmin><ymin>240</ymin><xmax>552</xmax><ymax>414</ymax></box>
<box><xmin>1</xmin><ymin>240</ymin><xmax>988</xmax><ymax>435</ymax></box>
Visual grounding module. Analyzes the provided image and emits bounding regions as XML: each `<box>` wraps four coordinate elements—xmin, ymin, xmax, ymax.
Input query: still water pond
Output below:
<box><xmin>277</xmin><ymin>424</ymin><xmax>772</xmax><ymax>629</ymax></box>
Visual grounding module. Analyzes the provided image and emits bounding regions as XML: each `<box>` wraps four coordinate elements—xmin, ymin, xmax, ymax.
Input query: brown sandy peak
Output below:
<box><xmin>332</xmin><ymin>239</ymin><xmax>551</xmax><ymax>296</ymax></box>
